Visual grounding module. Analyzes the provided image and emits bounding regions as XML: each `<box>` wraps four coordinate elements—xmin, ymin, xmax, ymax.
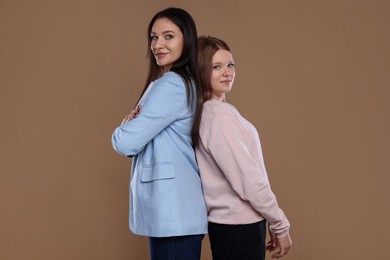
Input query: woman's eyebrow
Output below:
<box><xmin>151</xmin><ymin>30</ymin><xmax>176</xmax><ymax>35</ymax></box>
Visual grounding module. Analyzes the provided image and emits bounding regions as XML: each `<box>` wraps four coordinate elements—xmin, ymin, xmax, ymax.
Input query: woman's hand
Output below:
<box><xmin>121</xmin><ymin>105</ymin><xmax>141</xmax><ymax>126</ymax></box>
<box><xmin>266</xmin><ymin>229</ymin><xmax>292</xmax><ymax>258</ymax></box>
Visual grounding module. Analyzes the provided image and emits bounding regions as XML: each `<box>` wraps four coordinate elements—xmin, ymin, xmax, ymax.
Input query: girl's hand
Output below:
<box><xmin>121</xmin><ymin>105</ymin><xmax>141</xmax><ymax>125</ymax></box>
<box><xmin>267</xmin><ymin>229</ymin><xmax>292</xmax><ymax>258</ymax></box>
<box><xmin>266</xmin><ymin>229</ymin><xmax>278</xmax><ymax>253</ymax></box>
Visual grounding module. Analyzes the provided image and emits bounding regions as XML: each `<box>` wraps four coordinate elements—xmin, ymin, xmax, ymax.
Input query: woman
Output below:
<box><xmin>111</xmin><ymin>8</ymin><xmax>207</xmax><ymax>260</ymax></box>
<box><xmin>195</xmin><ymin>36</ymin><xmax>292</xmax><ymax>259</ymax></box>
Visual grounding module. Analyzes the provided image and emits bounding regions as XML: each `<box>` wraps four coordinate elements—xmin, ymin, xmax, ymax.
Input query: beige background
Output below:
<box><xmin>1</xmin><ymin>0</ymin><xmax>389</xmax><ymax>259</ymax></box>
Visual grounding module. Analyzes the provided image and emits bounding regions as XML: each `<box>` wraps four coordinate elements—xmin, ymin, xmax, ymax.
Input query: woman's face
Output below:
<box><xmin>210</xmin><ymin>49</ymin><xmax>235</xmax><ymax>101</ymax></box>
<box><xmin>150</xmin><ymin>18</ymin><xmax>184</xmax><ymax>71</ymax></box>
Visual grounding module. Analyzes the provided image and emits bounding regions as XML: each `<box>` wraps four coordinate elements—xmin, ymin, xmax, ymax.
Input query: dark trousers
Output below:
<box><xmin>149</xmin><ymin>234</ymin><xmax>204</xmax><ymax>260</ymax></box>
<box><xmin>208</xmin><ymin>220</ymin><xmax>266</xmax><ymax>260</ymax></box>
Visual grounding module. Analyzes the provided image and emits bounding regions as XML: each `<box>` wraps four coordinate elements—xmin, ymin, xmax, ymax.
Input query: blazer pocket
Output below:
<box><xmin>141</xmin><ymin>162</ymin><xmax>175</xmax><ymax>182</ymax></box>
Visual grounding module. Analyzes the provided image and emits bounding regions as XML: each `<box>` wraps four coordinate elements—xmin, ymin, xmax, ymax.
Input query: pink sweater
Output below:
<box><xmin>196</xmin><ymin>100</ymin><xmax>290</xmax><ymax>238</ymax></box>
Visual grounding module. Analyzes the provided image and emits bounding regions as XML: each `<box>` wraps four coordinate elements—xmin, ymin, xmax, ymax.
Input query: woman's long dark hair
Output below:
<box><xmin>137</xmin><ymin>7</ymin><xmax>202</xmax><ymax>147</ymax></box>
<box><xmin>192</xmin><ymin>36</ymin><xmax>231</xmax><ymax>146</ymax></box>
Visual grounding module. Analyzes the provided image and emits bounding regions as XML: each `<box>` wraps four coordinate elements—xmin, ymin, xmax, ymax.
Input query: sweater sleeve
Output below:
<box><xmin>203</xmin><ymin>112</ymin><xmax>290</xmax><ymax>238</ymax></box>
<box><xmin>112</xmin><ymin>73</ymin><xmax>189</xmax><ymax>157</ymax></box>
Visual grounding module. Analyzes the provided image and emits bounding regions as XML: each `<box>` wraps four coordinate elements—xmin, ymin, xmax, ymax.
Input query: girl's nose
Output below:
<box><xmin>223</xmin><ymin>68</ymin><xmax>233</xmax><ymax>77</ymax></box>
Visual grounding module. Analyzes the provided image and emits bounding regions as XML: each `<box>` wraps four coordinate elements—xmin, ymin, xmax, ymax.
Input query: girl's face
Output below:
<box><xmin>150</xmin><ymin>18</ymin><xmax>184</xmax><ymax>71</ymax></box>
<box><xmin>210</xmin><ymin>49</ymin><xmax>235</xmax><ymax>101</ymax></box>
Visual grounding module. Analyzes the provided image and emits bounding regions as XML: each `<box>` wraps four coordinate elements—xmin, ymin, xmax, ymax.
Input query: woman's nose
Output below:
<box><xmin>153</xmin><ymin>38</ymin><xmax>164</xmax><ymax>50</ymax></box>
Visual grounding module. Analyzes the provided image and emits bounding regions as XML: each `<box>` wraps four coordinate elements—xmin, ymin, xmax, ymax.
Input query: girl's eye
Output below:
<box><xmin>150</xmin><ymin>35</ymin><xmax>158</xmax><ymax>41</ymax></box>
<box><xmin>228</xmin><ymin>63</ymin><xmax>235</xmax><ymax>68</ymax></box>
<box><xmin>212</xmin><ymin>65</ymin><xmax>220</xmax><ymax>70</ymax></box>
<box><xmin>165</xmin><ymin>35</ymin><xmax>173</xmax><ymax>40</ymax></box>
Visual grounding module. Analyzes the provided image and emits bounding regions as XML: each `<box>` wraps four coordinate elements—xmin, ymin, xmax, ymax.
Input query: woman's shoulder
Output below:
<box><xmin>156</xmin><ymin>71</ymin><xmax>183</xmax><ymax>84</ymax></box>
<box><xmin>151</xmin><ymin>72</ymin><xmax>187</xmax><ymax>95</ymax></box>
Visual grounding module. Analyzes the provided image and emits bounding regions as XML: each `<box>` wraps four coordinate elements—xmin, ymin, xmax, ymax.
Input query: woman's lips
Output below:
<box><xmin>155</xmin><ymin>53</ymin><xmax>167</xmax><ymax>59</ymax></box>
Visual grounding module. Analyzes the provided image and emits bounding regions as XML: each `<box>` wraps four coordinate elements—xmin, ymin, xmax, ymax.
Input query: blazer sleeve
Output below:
<box><xmin>112</xmin><ymin>73</ymin><xmax>189</xmax><ymax>157</ymax></box>
<box><xmin>203</xmin><ymin>112</ymin><xmax>290</xmax><ymax>238</ymax></box>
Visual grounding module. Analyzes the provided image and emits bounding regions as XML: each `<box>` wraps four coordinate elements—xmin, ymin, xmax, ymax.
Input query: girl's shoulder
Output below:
<box><xmin>203</xmin><ymin>100</ymin><xmax>239</xmax><ymax>116</ymax></box>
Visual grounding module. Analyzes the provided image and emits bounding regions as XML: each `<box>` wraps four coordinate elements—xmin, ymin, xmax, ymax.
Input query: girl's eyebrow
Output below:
<box><xmin>212</xmin><ymin>61</ymin><xmax>235</xmax><ymax>64</ymax></box>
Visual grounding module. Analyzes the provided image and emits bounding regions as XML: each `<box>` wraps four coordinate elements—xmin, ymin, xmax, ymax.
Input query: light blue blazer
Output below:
<box><xmin>112</xmin><ymin>72</ymin><xmax>208</xmax><ymax>237</ymax></box>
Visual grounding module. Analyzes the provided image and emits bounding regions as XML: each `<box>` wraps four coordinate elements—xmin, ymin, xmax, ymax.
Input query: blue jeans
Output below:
<box><xmin>149</xmin><ymin>234</ymin><xmax>204</xmax><ymax>260</ymax></box>
<box><xmin>208</xmin><ymin>220</ymin><xmax>267</xmax><ymax>260</ymax></box>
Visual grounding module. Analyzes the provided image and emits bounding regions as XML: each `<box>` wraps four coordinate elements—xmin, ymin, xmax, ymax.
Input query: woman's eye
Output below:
<box><xmin>212</xmin><ymin>65</ymin><xmax>220</xmax><ymax>70</ymax></box>
<box><xmin>165</xmin><ymin>35</ymin><xmax>173</xmax><ymax>40</ymax></box>
<box><xmin>150</xmin><ymin>35</ymin><xmax>158</xmax><ymax>41</ymax></box>
<box><xmin>228</xmin><ymin>63</ymin><xmax>235</xmax><ymax>68</ymax></box>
